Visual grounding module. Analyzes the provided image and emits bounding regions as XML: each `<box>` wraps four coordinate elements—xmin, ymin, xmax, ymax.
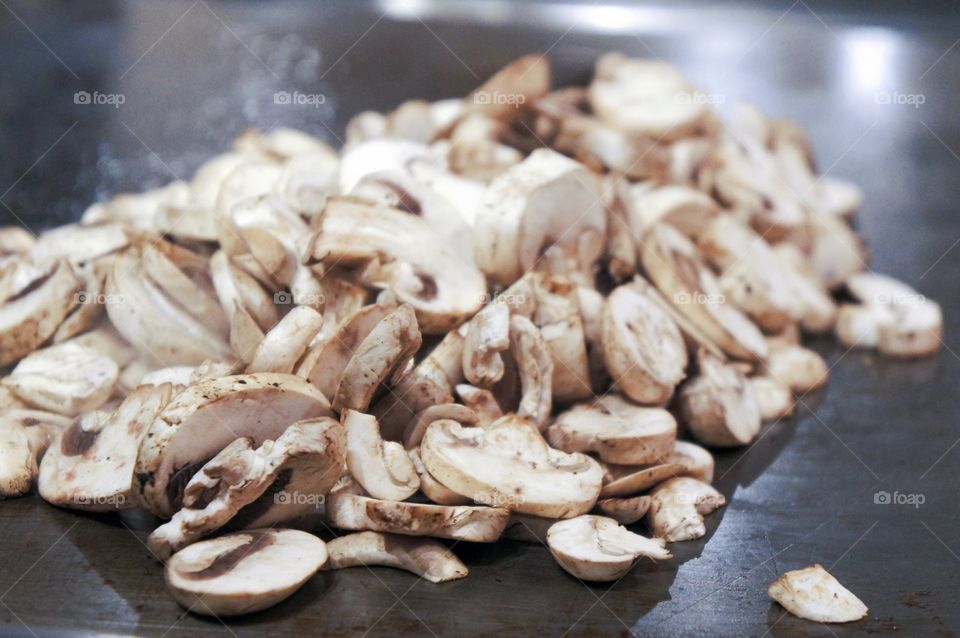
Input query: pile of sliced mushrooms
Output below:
<box><xmin>0</xmin><ymin>53</ymin><xmax>941</xmax><ymax>623</ymax></box>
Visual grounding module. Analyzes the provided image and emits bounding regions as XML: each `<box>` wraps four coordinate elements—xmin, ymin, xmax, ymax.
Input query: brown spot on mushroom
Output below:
<box><xmin>60</xmin><ymin>418</ymin><xmax>98</xmax><ymax>457</ymax></box>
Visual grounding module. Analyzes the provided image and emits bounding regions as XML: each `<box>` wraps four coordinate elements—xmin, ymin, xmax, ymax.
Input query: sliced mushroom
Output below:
<box><xmin>625</xmin><ymin>184</ymin><xmax>718</xmax><ymax>238</ymax></box>
<box><xmin>3</xmin><ymin>339</ymin><xmax>118</xmax><ymax>416</ymax></box>
<box><xmin>136</xmin><ymin>373</ymin><xmax>333</xmax><ymax>518</ymax></box>
<box><xmin>640</xmin><ymin>223</ymin><xmax>767</xmax><ymax>362</ymax></box>
<box><xmin>600</xmin><ymin>461</ymin><xmax>685</xmax><ymax>498</ymax></box>
<box><xmin>596</xmin><ymin>495</ymin><xmax>652</xmax><ymax>525</ymax></box>
<box><xmin>770</xmin><ymin>243</ymin><xmax>838</xmax><ymax>334</ymax></box>
<box><xmin>676</xmin><ymin>351</ymin><xmax>762</xmax><ymax>447</ymax></box>
<box><xmin>323</xmin><ymin>493</ymin><xmax>508</xmax><ymax>542</ymax></box>
<box><xmin>765</xmin><ymin>344</ymin><xmax>829</xmax><ymax>394</ymax></box>
<box><xmin>38</xmin><ymin>383</ymin><xmax>174</xmax><ymax>511</ymax></box>
<box><xmin>661</xmin><ymin>440</ymin><xmax>715</xmax><ymax>483</ymax></box>
<box><xmin>809</xmin><ymin>213</ymin><xmax>867</xmax><ymax>289</ymax></box>
<box><xmin>508</xmin><ymin>315</ymin><xmax>554</xmax><ymax>429</ymax></box>
<box><xmin>246</xmin><ymin>305</ymin><xmax>324</xmax><ymax>374</ymax></box>
<box><xmin>165</xmin><ymin>529</ymin><xmax>328</xmax><ymax>617</ymax></box>
<box><xmin>603</xmin><ymin>283</ymin><xmax>687</xmax><ymax>405</ymax></box>
<box><xmin>402</xmin><ymin>403</ymin><xmax>479</xmax><ymax>449</ymax></box>
<box><xmin>0</xmin><ymin>410</ymin><xmax>71</xmax><ymax>498</ymax></box>
<box><xmin>454</xmin><ymin>384</ymin><xmax>504</xmax><ymax>427</ymax></box>
<box><xmin>344</xmin><ymin>410</ymin><xmax>419</xmax><ymax>501</ymax></box>
<box><xmin>464</xmin><ymin>53</ymin><xmax>549</xmax><ymax>121</ymax></box>
<box><xmin>548</xmin><ymin>395</ymin><xmax>676</xmax><ymax>465</ymax></box>
<box><xmin>461</xmin><ymin>301</ymin><xmax>510</xmax><ymax>387</ymax></box>
<box><xmin>646</xmin><ymin>477</ymin><xmax>725</xmax><ymax>542</ymax></box>
<box><xmin>323</xmin><ymin>531</ymin><xmax>468</xmax><ymax>583</ymax></box>
<box><xmin>420</xmin><ymin>415</ymin><xmax>603</xmax><ymax>518</ymax></box>
<box><xmin>408</xmin><ymin>448</ymin><xmax>471</xmax><ymax>505</ymax></box>
<box><xmin>0</xmin><ymin>259</ymin><xmax>81</xmax><ymax>367</ymax></box>
<box><xmin>751</xmin><ymin>376</ymin><xmax>795</xmax><ymax>421</ymax></box>
<box><xmin>147</xmin><ymin>418</ymin><xmax>345</xmax><ymax>560</ymax></box>
<box><xmin>140</xmin><ymin>243</ymin><xmax>229</xmax><ymax>336</ymax></box>
<box><xmin>530</xmin><ymin>275</ymin><xmax>593</xmax><ymax>403</ymax></box>
<box><xmin>547</xmin><ymin>515</ymin><xmax>671</xmax><ymax>582</ymax></box>
<box><xmin>473</xmin><ymin>148</ymin><xmax>605</xmax><ymax>286</ymax></box>
<box><xmin>209</xmin><ymin>250</ymin><xmax>278</xmax><ymax>332</ymax></box>
<box><xmin>769</xmin><ymin>564</ymin><xmax>868</xmax><ymax>623</ymax></box>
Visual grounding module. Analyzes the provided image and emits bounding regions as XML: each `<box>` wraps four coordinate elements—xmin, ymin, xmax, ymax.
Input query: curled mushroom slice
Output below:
<box><xmin>766</xmin><ymin>344</ymin><xmax>829</xmax><ymax>394</ymax></box>
<box><xmin>0</xmin><ymin>259</ymin><xmax>81</xmax><ymax>367</ymax></box>
<box><xmin>209</xmin><ymin>250</ymin><xmax>278</xmax><ymax>332</ymax></box>
<box><xmin>454</xmin><ymin>384</ymin><xmax>503</xmax><ymax>428</ymax></box>
<box><xmin>136</xmin><ymin>373</ymin><xmax>333</xmax><ymax>518</ymax></box>
<box><xmin>640</xmin><ymin>223</ymin><xmax>767</xmax><ymax>362</ymax></box>
<box><xmin>0</xmin><ymin>410</ymin><xmax>71</xmax><ymax>498</ymax></box>
<box><xmin>323</xmin><ymin>493</ymin><xmax>508</xmax><ymax>542</ymax></box>
<box><xmin>661</xmin><ymin>440</ymin><xmax>715</xmax><ymax>484</ymax></box>
<box><xmin>589</xmin><ymin>53</ymin><xmax>708</xmax><ymax>141</ymax></box>
<box><xmin>625</xmin><ymin>184</ymin><xmax>718</xmax><ymax>238</ymax></box>
<box><xmin>646</xmin><ymin>477</ymin><xmax>725</xmax><ymax>542</ymax></box>
<box><xmin>751</xmin><ymin>376</ymin><xmax>795</xmax><ymax>421</ymax></box>
<box><xmin>402</xmin><ymin>403</ymin><xmax>479</xmax><ymax>449</ymax></box>
<box><xmin>548</xmin><ymin>396</ymin><xmax>676</xmax><ymax>465</ymax></box>
<box><xmin>140</xmin><ymin>243</ymin><xmax>229</xmax><ymax>336</ymax></box>
<box><xmin>473</xmin><ymin>148</ymin><xmax>605</xmax><ymax>286</ymax></box>
<box><xmin>344</xmin><ymin>410</ymin><xmax>419</xmax><ymax>501</ymax></box>
<box><xmin>307</xmin><ymin>197</ymin><xmax>486</xmax><ymax>333</ymax></box>
<box><xmin>462</xmin><ymin>302</ymin><xmax>510</xmax><ymax>387</ymax></box>
<box><xmin>147</xmin><ymin>418</ymin><xmax>345</xmax><ymax>560</ymax></box>
<box><xmin>596</xmin><ymin>495</ymin><xmax>652</xmax><ymax>525</ymax></box>
<box><xmin>165</xmin><ymin>529</ymin><xmax>327</xmax><ymax>617</ymax></box>
<box><xmin>603</xmin><ymin>284</ymin><xmax>687</xmax><ymax>405</ymax></box>
<box><xmin>323</xmin><ymin>531</ymin><xmax>468</xmax><ymax>583</ymax></box>
<box><xmin>509</xmin><ymin>315</ymin><xmax>554</xmax><ymax>430</ymax></box>
<box><xmin>246</xmin><ymin>305</ymin><xmax>324</xmax><ymax>374</ymax></box>
<box><xmin>600</xmin><ymin>462</ymin><xmax>685</xmax><ymax>498</ymax></box>
<box><xmin>547</xmin><ymin>515</ymin><xmax>671</xmax><ymax>582</ymax></box>
<box><xmin>3</xmin><ymin>340</ymin><xmax>118</xmax><ymax>416</ymax></box>
<box><xmin>421</xmin><ymin>415</ymin><xmax>603</xmax><ymax>518</ymax></box>
<box><xmin>39</xmin><ymin>383</ymin><xmax>174</xmax><ymax>511</ymax></box>
<box><xmin>676</xmin><ymin>352</ymin><xmax>762</xmax><ymax>448</ymax></box>
<box><xmin>768</xmin><ymin>564</ymin><xmax>868</xmax><ymax>623</ymax></box>
<box><xmin>408</xmin><ymin>448</ymin><xmax>471</xmax><ymax>505</ymax></box>
<box><xmin>531</xmin><ymin>275</ymin><xmax>592</xmax><ymax>403</ymax></box>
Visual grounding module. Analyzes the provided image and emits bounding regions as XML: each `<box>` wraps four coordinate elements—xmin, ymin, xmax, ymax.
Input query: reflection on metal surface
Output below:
<box><xmin>843</xmin><ymin>27</ymin><xmax>900</xmax><ymax>93</ymax></box>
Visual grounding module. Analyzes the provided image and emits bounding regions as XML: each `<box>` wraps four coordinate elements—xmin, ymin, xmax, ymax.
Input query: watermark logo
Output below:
<box><xmin>874</xmin><ymin>91</ymin><xmax>925</xmax><ymax>109</ymax></box>
<box><xmin>478</xmin><ymin>292</ymin><xmax>527</xmax><ymax>306</ymax></box>
<box><xmin>674</xmin><ymin>291</ymin><xmax>725</xmax><ymax>306</ymax></box>
<box><xmin>874</xmin><ymin>490</ymin><xmax>925</xmax><ymax>508</ymax></box>
<box><xmin>74</xmin><ymin>91</ymin><xmax>126</xmax><ymax>108</ymax></box>
<box><xmin>872</xmin><ymin>292</ymin><xmax>925</xmax><ymax>306</ymax></box>
<box><xmin>474</xmin><ymin>492</ymin><xmax>525</xmax><ymax>508</ymax></box>
<box><xmin>76</xmin><ymin>494</ymin><xmax>127</xmax><ymax>507</ymax></box>
<box><xmin>274</xmin><ymin>291</ymin><xmax>325</xmax><ymax>306</ymax></box>
<box><xmin>274</xmin><ymin>91</ymin><xmax>326</xmax><ymax>108</ymax></box>
<box><xmin>473</xmin><ymin>91</ymin><xmax>526</xmax><ymax>107</ymax></box>
<box><xmin>274</xmin><ymin>490</ymin><xmax>325</xmax><ymax>506</ymax></box>
<box><xmin>675</xmin><ymin>92</ymin><xmax>726</xmax><ymax>107</ymax></box>
<box><xmin>75</xmin><ymin>291</ymin><xmax>123</xmax><ymax>305</ymax></box>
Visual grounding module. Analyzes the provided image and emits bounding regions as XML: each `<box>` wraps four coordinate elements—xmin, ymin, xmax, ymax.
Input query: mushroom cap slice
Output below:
<box><xmin>548</xmin><ymin>395</ymin><xmax>676</xmax><ymax>465</ymax></box>
<box><xmin>165</xmin><ymin>529</ymin><xmax>327</xmax><ymax>617</ymax></box>
<box><xmin>0</xmin><ymin>259</ymin><xmax>81</xmax><ymax>367</ymax></box>
<box><xmin>323</xmin><ymin>493</ymin><xmax>508</xmax><ymax>542</ymax></box>
<box><xmin>420</xmin><ymin>415</ymin><xmax>603</xmax><ymax>518</ymax></box>
<box><xmin>136</xmin><ymin>373</ymin><xmax>333</xmax><ymax>518</ymax></box>
<box><xmin>147</xmin><ymin>418</ymin><xmax>345</xmax><ymax>560</ymax></box>
<box><xmin>473</xmin><ymin>148</ymin><xmax>606</xmax><ymax>286</ymax></box>
<box><xmin>246</xmin><ymin>305</ymin><xmax>324</xmax><ymax>374</ymax></box>
<box><xmin>599</xmin><ymin>462</ymin><xmax>686</xmax><ymax>498</ymax></box>
<box><xmin>626</xmin><ymin>184</ymin><xmax>718</xmax><ymax>238</ymax></box>
<box><xmin>589</xmin><ymin>53</ymin><xmax>708</xmax><ymax>141</ymax></box>
<box><xmin>462</xmin><ymin>301</ymin><xmax>510</xmax><ymax>387</ymax></box>
<box><xmin>0</xmin><ymin>410</ymin><xmax>71</xmax><ymax>498</ymax></box>
<box><xmin>646</xmin><ymin>477</ymin><xmax>725</xmax><ymax>542</ymax></box>
<box><xmin>596</xmin><ymin>495</ymin><xmax>652</xmax><ymax>525</ymax></box>
<box><xmin>602</xmin><ymin>284</ymin><xmax>687</xmax><ymax>405</ymax></box>
<box><xmin>769</xmin><ymin>564</ymin><xmax>868</xmax><ymax>623</ymax></box>
<box><xmin>454</xmin><ymin>384</ymin><xmax>504</xmax><ymax>428</ymax></box>
<box><xmin>402</xmin><ymin>403</ymin><xmax>479</xmax><ymax>449</ymax></box>
<box><xmin>661</xmin><ymin>440</ymin><xmax>715</xmax><ymax>484</ymax></box>
<box><xmin>640</xmin><ymin>223</ymin><xmax>767</xmax><ymax>362</ymax></box>
<box><xmin>3</xmin><ymin>340</ymin><xmax>118</xmax><ymax>416</ymax></box>
<box><xmin>531</xmin><ymin>275</ymin><xmax>593</xmax><ymax>403</ymax></box>
<box><xmin>408</xmin><ymin>448</ymin><xmax>471</xmax><ymax>505</ymax></box>
<box><xmin>676</xmin><ymin>352</ymin><xmax>762</xmax><ymax>448</ymax></box>
<box><xmin>344</xmin><ymin>410</ymin><xmax>420</xmax><ymax>501</ymax></box>
<box><xmin>307</xmin><ymin>197</ymin><xmax>486</xmax><ymax>333</ymax></box>
<box><xmin>323</xmin><ymin>531</ymin><xmax>468</xmax><ymax>584</ymax></box>
<box><xmin>766</xmin><ymin>344</ymin><xmax>829</xmax><ymax>394</ymax></box>
<box><xmin>508</xmin><ymin>315</ymin><xmax>554</xmax><ymax>430</ymax></box>
<box><xmin>39</xmin><ymin>383</ymin><xmax>174</xmax><ymax>511</ymax></box>
<box><xmin>751</xmin><ymin>375</ymin><xmax>795</xmax><ymax>421</ymax></box>
<box><xmin>464</xmin><ymin>53</ymin><xmax>550</xmax><ymax>121</ymax></box>
<box><xmin>547</xmin><ymin>515</ymin><xmax>671</xmax><ymax>582</ymax></box>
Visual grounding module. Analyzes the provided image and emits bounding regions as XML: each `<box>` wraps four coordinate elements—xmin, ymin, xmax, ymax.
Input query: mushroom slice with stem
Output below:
<box><xmin>646</xmin><ymin>477</ymin><xmax>725</xmax><ymax>542</ymax></box>
<box><xmin>768</xmin><ymin>564</ymin><xmax>868</xmax><ymax>623</ymax></box>
<box><xmin>548</xmin><ymin>395</ymin><xmax>676</xmax><ymax>465</ymax></box>
<box><xmin>751</xmin><ymin>376</ymin><xmax>795</xmax><ymax>421</ymax></box>
<box><xmin>640</xmin><ymin>223</ymin><xmax>767</xmax><ymax>362</ymax></box>
<box><xmin>599</xmin><ymin>462</ymin><xmax>686</xmax><ymax>498</ymax></box>
<box><xmin>147</xmin><ymin>418</ymin><xmax>345</xmax><ymax>560</ymax></box>
<box><xmin>165</xmin><ymin>529</ymin><xmax>327</xmax><ymax>617</ymax></box>
<box><xmin>596</xmin><ymin>495</ymin><xmax>652</xmax><ymax>525</ymax></box>
<box><xmin>660</xmin><ymin>440</ymin><xmax>715</xmax><ymax>484</ymax></box>
<box><xmin>39</xmin><ymin>383</ymin><xmax>174</xmax><ymax>511</ymax></box>
<box><xmin>323</xmin><ymin>531</ymin><xmax>468</xmax><ymax>584</ymax></box>
<box><xmin>140</xmin><ymin>243</ymin><xmax>229</xmax><ymax>336</ymax></box>
<box><xmin>0</xmin><ymin>410</ymin><xmax>71</xmax><ymax>499</ymax></box>
<box><xmin>473</xmin><ymin>148</ymin><xmax>606</xmax><ymax>287</ymax></box>
<box><xmin>246</xmin><ymin>305</ymin><xmax>324</xmax><ymax>374</ymax></box>
<box><xmin>323</xmin><ymin>493</ymin><xmax>508</xmax><ymax>542</ymax></box>
<box><xmin>547</xmin><ymin>515</ymin><xmax>671</xmax><ymax>582</ymax></box>
<box><xmin>602</xmin><ymin>283</ymin><xmax>687</xmax><ymax>405</ymax></box>
<box><xmin>136</xmin><ymin>373</ymin><xmax>333</xmax><ymax>518</ymax></box>
<box><xmin>0</xmin><ymin>259</ymin><xmax>81</xmax><ymax>367</ymax></box>
<box><xmin>765</xmin><ymin>344</ymin><xmax>829</xmax><ymax>394</ymax></box>
<box><xmin>307</xmin><ymin>197</ymin><xmax>486</xmax><ymax>333</ymax></box>
<box><xmin>508</xmin><ymin>315</ymin><xmax>554</xmax><ymax>430</ymax></box>
<box><xmin>531</xmin><ymin>275</ymin><xmax>593</xmax><ymax>403</ymax></box>
<box><xmin>408</xmin><ymin>448</ymin><xmax>471</xmax><ymax>505</ymax></box>
<box><xmin>3</xmin><ymin>339</ymin><xmax>118</xmax><ymax>416</ymax></box>
<box><xmin>209</xmin><ymin>250</ymin><xmax>278</xmax><ymax>333</ymax></box>
<box><xmin>420</xmin><ymin>415</ymin><xmax>603</xmax><ymax>518</ymax></box>
<box><xmin>454</xmin><ymin>384</ymin><xmax>503</xmax><ymax>428</ymax></box>
<box><xmin>402</xmin><ymin>403</ymin><xmax>479</xmax><ymax>449</ymax></box>
<box><xmin>461</xmin><ymin>301</ymin><xmax>510</xmax><ymax>387</ymax></box>
<box><xmin>676</xmin><ymin>351</ymin><xmax>762</xmax><ymax>448</ymax></box>
<box><xmin>344</xmin><ymin>410</ymin><xmax>420</xmax><ymax>501</ymax></box>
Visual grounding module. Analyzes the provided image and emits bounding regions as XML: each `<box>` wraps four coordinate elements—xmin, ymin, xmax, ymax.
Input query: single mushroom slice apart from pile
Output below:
<box><xmin>165</xmin><ymin>529</ymin><xmax>328</xmax><ymax>617</ymax></box>
<box><xmin>599</xmin><ymin>461</ymin><xmax>686</xmax><ymax>499</ymax></box>
<box><xmin>765</xmin><ymin>344</ymin><xmax>829</xmax><ymax>394</ymax></box>
<box><xmin>344</xmin><ymin>410</ymin><xmax>420</xmax><ymax>501</ymax></box>
<box><xmin>547</xmin><ymin>515</ymin><xmax>671</xmax><ymax>582</ymax></box>
<box><xmin>547</xmin><ymin>395</ymin><xmax>676</xmax><ymax>465</ymax></box>
<box><xmin>323</xmin><ymin>531</ymin><xmax>469</xmax><ymax>584</ymax></box>
<box><xmin>0</xmin><ymin>410</ymin><xmax>71</xmax><ymax>498</ymax></box>
<box><xmin>647</xmin><ymin>477</ymin><xmax>725</xmax><ymax>542</ymax></box>
<box><xmin>602</xmin><ymin>283</ymin><xmax>687</xmax><ymax>405</ymax></box>
<box><xmin>147</xmin><ymin>417</ymin><xmax>345</xmax><ymax>560</ymax></box>
<box><xmin>676</xmin><ymin>351</ymin><xmax>762</xmax><ymax>448</ymax></box>
<box><xmin>136</xmin><ymin>373</ymin><xmax>333</xmax><ymax>518</ymax></box>
<box><xmin>38</xmin><ymin>383</ymin><xmax>174</xmax><ymax>511</ymax></box>
<box><xmin>420</xmin><ymin>415</ymin><xmax>603</xmax><ymax>518</ymax></box>
<box><xmin>768</xmin><ymin>564</ymin><xmax>868</xmax><ymax>623</ymax></box>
